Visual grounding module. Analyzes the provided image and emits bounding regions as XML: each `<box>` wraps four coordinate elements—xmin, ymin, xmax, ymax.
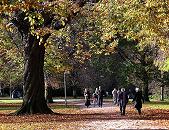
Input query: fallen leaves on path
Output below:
<box><xmin>0</xmin><ymin>102</ymin><xmax>169</xmax><ymax>129</ymax></box>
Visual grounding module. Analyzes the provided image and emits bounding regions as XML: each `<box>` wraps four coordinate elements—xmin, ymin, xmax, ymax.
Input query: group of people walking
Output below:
<box><xmin>84</xmin><ymin>86</ymin><xmax>104</xmax><ymax>108</ymax></box>
<box><xmin>84</xmin><ymin>87</ymin><xmax>144</xmax><ymax>115</ymax></box>
<box><xmin>112</xmin><ymin>87</ymin><xmax>144</xmax><ymax>115</ymax></box>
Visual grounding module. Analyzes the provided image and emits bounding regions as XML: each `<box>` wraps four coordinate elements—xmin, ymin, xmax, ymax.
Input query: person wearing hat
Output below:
<box><xmin>133</xmin><ymin>87</ymin><xmax>144</xmax><ymax>115</ymax></box>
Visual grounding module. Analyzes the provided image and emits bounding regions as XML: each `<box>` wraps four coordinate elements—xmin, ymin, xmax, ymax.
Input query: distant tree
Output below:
<box><xmin>116</xmin><ymin>38</ymin><xmax>160</xmax><ymax>101</ymax></box>
<box><xmin>0</xmin><ymin>29</ymin><xmax>23</xmax><ymax>96</ymax></box>
<box><xmin>94</xmin><ymin>0</ymin><xmax>169</xmax><ymax>100</ymax></box>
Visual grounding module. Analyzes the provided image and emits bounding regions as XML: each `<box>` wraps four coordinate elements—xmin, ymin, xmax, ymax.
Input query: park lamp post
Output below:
<box><xmin>64</xmin><ymin>70</ymin><xmax>70</xmax><ymax>107</ymax></box>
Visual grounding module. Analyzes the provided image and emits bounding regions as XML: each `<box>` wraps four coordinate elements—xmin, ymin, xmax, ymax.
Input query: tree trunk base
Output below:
<box><xmin>12</xmin><ymin>103</ymin><xmax>54</xmax><ymax>115</ymax></box>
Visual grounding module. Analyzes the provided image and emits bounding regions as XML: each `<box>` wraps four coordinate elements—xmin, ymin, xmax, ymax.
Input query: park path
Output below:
<box><xmin>75</xmin><ymin>100</ymin><xmax>169</xmax><ymax>130</ymax></box>
<box><xmin>0</xmin><ymin>99</ymin><xmax>169</xmax><ymax>129</ymax></box>
<box><xmin>80</xmin><ymin>107</ymin><xmax>168</xmax><ymax>129</ymax></box>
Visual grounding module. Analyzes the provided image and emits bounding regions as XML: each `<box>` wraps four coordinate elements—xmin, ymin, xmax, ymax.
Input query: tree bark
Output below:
<box><xmin>73</xmin><ymin>88</ymin><xmax>77</xmax><ymax>98</ymax></box>
<box><xmin>143</xmin><ymin>83</ymin><xmax>149</xmax><ymax>101</ymax></box>
<box><xmin>46</xmin><ymin>87</ymin><xmax>54</xmax><ymax>103</ymax></box>
<box><xmin>14</xmin><ymin>34</ymin><xmax>53</xmax><ymax>115</ymax></box>
<box><xmin>142</xmin><ymin>69</ymin><xmax>150</xmax><ymax>102</ymax></box>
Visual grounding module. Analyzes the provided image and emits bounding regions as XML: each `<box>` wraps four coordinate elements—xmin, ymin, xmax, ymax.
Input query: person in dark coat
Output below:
<box><xmin>118</xmin><ymin>88</ymin><xmax>128</xmax><ymax>115</ymax></box>
<box><xmin>133</xmin><ymin>87</ymin><xmax>144</xmax><ymax>115</ymax></box>
<box><xmin>84</xmin><ymin>88</ymin><xmax>91</xmax><ymax>108</ymax></box>
<box><xmin>98</xmin><ymin>86</ymin><xmax>105</xmax><ymax>107</ymax></box>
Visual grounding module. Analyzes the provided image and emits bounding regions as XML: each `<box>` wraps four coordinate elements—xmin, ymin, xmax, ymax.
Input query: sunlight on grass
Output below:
<box><xmin>144</xmin><ymin>101</ymin><xmax>169</xmax><ymax>109</ymax></box>
<box><xmin>0</xmin><ymin>107</ymin><xmax>19</xmax><ymax>111</ymax></box>
<box><xmin>150</xmin><ymin>105</ymin><xmax>169</xmax><ymax>109</ymax></box>
<box><xmin>0</xmin><ymin>102</ymin><xmax>78</xmax><ymax>114</ymax></box>
<box><xmin>0</xmin><ymin>99</ymin><xmax>23</xmax><ymax>104</ymax></box>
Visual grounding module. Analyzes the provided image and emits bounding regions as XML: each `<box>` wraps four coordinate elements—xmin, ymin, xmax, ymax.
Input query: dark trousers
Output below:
<box><xmin>120</xmin><ymin>105</ymin><xmax>126</xmax><ymax>115</ymax></box>
<box><xmin>98</xmin><ymin>97</ymin><xmax>103</xmax><ymax>107</ymax></box>
<box><xmin>137</xmin><ymin>108</ymin><xmax>141</xmax><ymax>115</ymax></box>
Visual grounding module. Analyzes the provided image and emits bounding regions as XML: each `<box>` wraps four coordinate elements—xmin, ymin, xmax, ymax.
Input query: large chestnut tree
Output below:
<box><xmin>0</xmin><ymin>0</ymin><xmax>99</xmax><ymax>115</ymax></box>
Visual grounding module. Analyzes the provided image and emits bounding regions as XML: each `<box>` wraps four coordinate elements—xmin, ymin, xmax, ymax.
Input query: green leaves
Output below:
<box><xmin>0</xmin><ymin>29</ymin><xmax>23</xmax><ymax>86</ymax></box>
<box><xmin>94</xmin><ymin>0</ymin><xmax>169</xmax><ymax>71</ymax></box>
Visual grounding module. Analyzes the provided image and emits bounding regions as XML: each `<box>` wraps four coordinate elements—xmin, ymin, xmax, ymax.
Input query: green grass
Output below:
<box><xmin>0</xmin><ymin>107</ymin><xmax>20</xmax><ymax>110</ymax></box>
<box><xmin>0</xmin><ymin>99</ymin><xmax>78</xmax><ymax>111</ymax></box>
<box><xmin>144</xmin><ymin>101</ymin><xmax>169</xmax><ymax>109</ymax></box>
<box><xmin>0</xmin><ymin>99</ymin><xmax>23</xmax><ymax>104</ymax></box>
<box><xmin>50</xmin><ymin>105</ymin><xmax>79</xmax><ymax>110</ymax></box>
<box><xmin>0</xmin><ymin>105</ymin><xmax>78</xmax><ymax>111</ymax></box>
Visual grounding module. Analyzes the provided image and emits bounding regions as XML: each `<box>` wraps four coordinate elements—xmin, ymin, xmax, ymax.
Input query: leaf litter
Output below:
<box><xmin>0</xmin><ymin>102</ymin><xmax>169</xmax><ymax>129</ymax></box>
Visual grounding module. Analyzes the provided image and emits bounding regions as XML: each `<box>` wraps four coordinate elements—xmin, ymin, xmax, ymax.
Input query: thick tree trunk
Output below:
<box><xmin>46</xmin><ymin>87</ymin><xmax>54</xmax><ymax>103</ymax></box>
<box><xmin>73</xmin><ymin>88</ymin><xmax>77</xmax><ymax>98</ymax></box>
<box><xmin>143</xmin><ymin>69</ymin><xmax>150</xmax><ymax>102</ymax></box>
<box><xmin>143</xmin><ymin>83</ymin><xmax>149</xmax><ymax>101</ymax></box>
<box><xmin>15</xmin><ymin>34</ymin><xmax>53</xmax><ymax>115</ymax></box>
<box><xmin>0</xmin><ymin>83</ymin><xmax>2</xmax><ymax>96</ymax></box>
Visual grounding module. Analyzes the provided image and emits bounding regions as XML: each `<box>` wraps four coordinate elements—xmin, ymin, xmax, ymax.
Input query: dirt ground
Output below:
<box><xmin>0</xmin><ymin>100</ymin><xmax>169</xmax><ymax>130</ymax></box>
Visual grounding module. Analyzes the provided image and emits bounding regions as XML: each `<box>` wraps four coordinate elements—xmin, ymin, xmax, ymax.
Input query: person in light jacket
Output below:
<box><xmin>84</xmin><ymin>88</ymin><xmax>91</xmax><ymax>108</ymax></box>
<box><xmin>93</xmin><ymin>88</ymin><xmax>99</xmax><ymax>107</ymax></box>
<box><xmin>112</xmin><ymin>88</ymin><xmax>118</xmax><ymax>105</ymax></box>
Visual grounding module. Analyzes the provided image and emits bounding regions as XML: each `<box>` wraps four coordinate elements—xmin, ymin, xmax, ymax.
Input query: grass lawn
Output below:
<box><xmin>144</xmin><ymin>100</ymin><xmax>169</xmax><ymax>109</ymax></box>
<box><xmin>0</xmin><ymin>99</ymin><xmax>23</xmax><ymax>104</ymax></box>
<box><xmin>0</xmin><ymin>98</ymin><xmax>79</xmax><ymax>112</ymax></box>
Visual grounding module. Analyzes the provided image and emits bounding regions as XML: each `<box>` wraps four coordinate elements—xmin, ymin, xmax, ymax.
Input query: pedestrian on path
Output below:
<box><xmin>84</xmin><ymin>88</ymin><xmax>91</xmax><ymax>108</ymax></box>
<box><xmin>119</xmin><ymin>88</ymin><xmax>128</xmax><ymax>115</ymax></box>
<box><xmin>132</xmin><ymin>87</ymin><xmax>144</xmax><ymax>115</ymax></box>
<box><xmin>93</xmin><ymin>88</ymin><xmax>99</xmax><ymax>107</ymax></box>
<box><xmin>112</xmin><ymin>88</ymin><xmax>118</xmax><ymax>105</ymax></box>
<box><xmin>117</xmin><ymin>88</ymin><xmax>121</xmax><ymax>106</ymax></box>
<box><xmin>98</xmin><ymin>86</ymin><xmax>105</xmax><ymax>108</ymax></box>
